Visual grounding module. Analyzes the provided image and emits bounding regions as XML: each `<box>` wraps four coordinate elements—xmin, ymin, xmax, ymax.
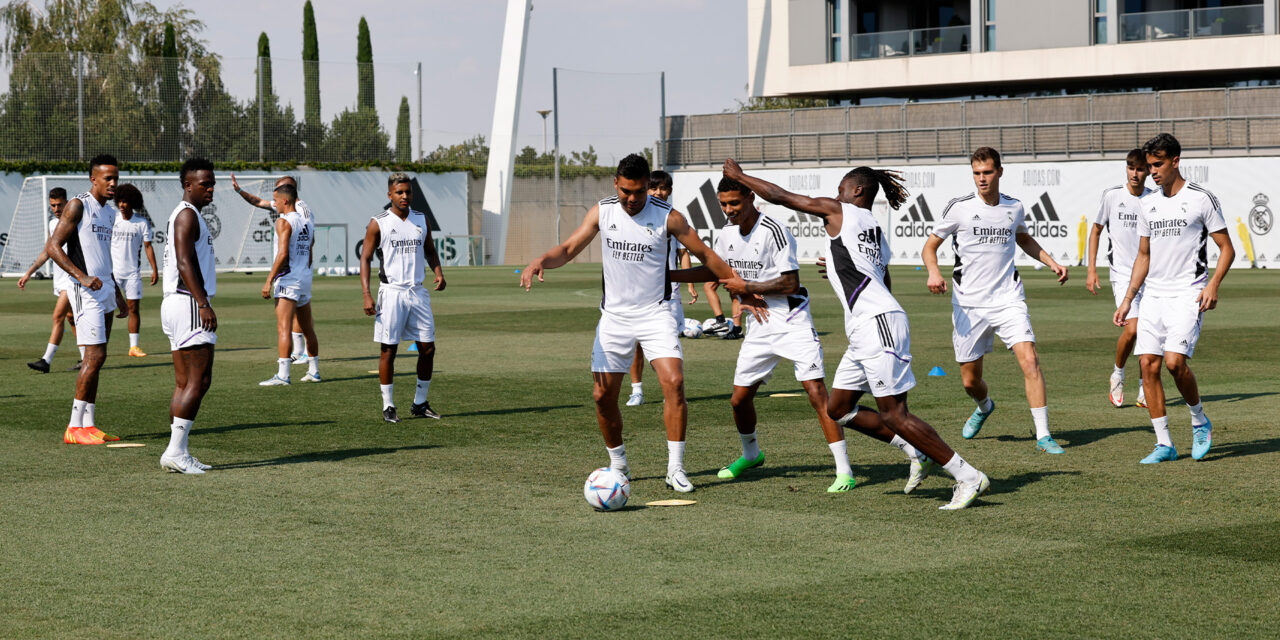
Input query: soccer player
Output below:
<box><xmin>158</xmin><ymin>158</ymin><xmax>220</xmax><ymax>474</ymax></box>
<box><xmin>709</xmin><ymin>176</ymin><xmax>857</xmax><ymax>493</ymax></box>
<box><xmin>1115</xmin><ymin>133</ymin><xmax>1234</xmax><ymax>463</ymax></box>
<box><xmin>360</xmin><ymin>172</ymin><xmax>446</xmax><ymax>422</ymax></box>
<box><xmin>110</xmin><ymin>183</ymin><xmax>158</xmax><ymax>357</ymax></box>
<box><xmin>18</xmin><ymin>188</ymin><xmax>80</xmax><ymax>372</ymax></box>
<box><xmin>231</xmin><ymin>173</ymin><xmax>321</xmax><ymax>375</ymax></box>
<box><xmin>725</xmin><ymin>159</ymin><xmax>990</xmax><ymax>509</ymax></box>
<box><xmin>626</xmin><ymin>170</ymin><xmax>694</xmax><ymax>407</ymax></box>
<box><xmin>922</xmin><ymin>147</ymin><xmax>1068</xmax><ymax>455</ymax></box>
<box><xmin>259</xmin><ymin>183</ymin><xmax>318</xmax><ymax>385</ymax></box>
<box><xmin>1086</xmin><ymin>149</ymin><xmax>1152</xmax><ymax>409</ymax></box>
<box><xmin>521</xmin><ymin>154</ymin><xmax>746</xmax><ymax>494</ymax></box>
<box><xmin>45</xmin><ymin>155</ymin><xmax>129</xmax><ymax>445</ymax></box>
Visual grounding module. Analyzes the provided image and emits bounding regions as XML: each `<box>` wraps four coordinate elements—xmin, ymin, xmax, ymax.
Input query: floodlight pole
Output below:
<box><xmin>658</xmin><ymin>71</ymin><xmax>666</xmax><ymax>170</ymax></box>
<box><xmin>536</xmin><ymin>109</ymin><xmax>552</xmax><ymax>155</ymax></box>
<box><xmin>416</xmin><ymin>62</ymin><xmax>424</xmax><ymax>161</ymax></box>
<box><xmin>553</xmin><ymin>68</ymin><xmax>561</xmax><ymax>243</ymax></box>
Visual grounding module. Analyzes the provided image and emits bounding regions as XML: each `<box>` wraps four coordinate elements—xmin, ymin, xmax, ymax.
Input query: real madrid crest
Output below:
<box><xmin>201</xmin><ymin>204</ymin><xmax>222</xmax><ymax>240</ymax></box>
<box><xmin>1249</xmin><ymin>193</ymin><xmax>1272</xmax><ymax>236</ymax></box>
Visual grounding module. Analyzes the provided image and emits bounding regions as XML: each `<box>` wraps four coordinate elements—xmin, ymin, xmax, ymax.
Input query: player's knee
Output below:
<box><xmin>417</xmin><ymin>342</ymin><xmax>435</xmax><ymax>357</ymax></box>
<box><xmin>730</xmin><ymin>392</ymin><xmax>751</xmax><ymax>412</ymax></box>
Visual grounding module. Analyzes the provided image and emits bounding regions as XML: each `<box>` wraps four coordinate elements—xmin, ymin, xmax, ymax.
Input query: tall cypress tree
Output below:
<box><xmin>356</xmin><ymin>17</ymin><xmax>374</xmax><ymax>111</ymax></box>
<box><xmin>302</xmin><ymin>1</ymin><xmax>320</xmax><ymax>129</ymax></box>
<box><xmin>160</xmin><ymin>22</ymin><xmax>182</xmax><ymax>158</ymax></box>
<box><xmin>257</xmin><ymin>32</ymin><xmax>272</xmax><ymax>98</ymax></box>
<box><xmin>395</xmin><ymin>96</ymin><xmax>411</xmax><ymax>162</ymax></box>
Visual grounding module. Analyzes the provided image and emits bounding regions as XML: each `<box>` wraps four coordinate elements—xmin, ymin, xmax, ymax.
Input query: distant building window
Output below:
<box><xmin>984</xmin><ymin>0</ymin><xmax>996</xmax><ymax>51</ymax></box>
<box><xmin>829</xmin><ymin>0</ymin><xmax>849</xmax><ymax>62</ymax></box>
<box><xmin>1095</xmin><ymin>0</ymin><xmax>1109</xmax><ymax>43</ymax></box>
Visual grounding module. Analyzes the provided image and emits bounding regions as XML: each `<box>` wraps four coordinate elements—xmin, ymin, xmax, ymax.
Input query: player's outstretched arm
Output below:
<box><xmin>144</xmin><ymin>240</ymin><xmax>159</xmax><ymax>285</ymax></box>
<box><xmin>719</xmin><ymin>271</ymin><xmax>799</xmax><ymax>297</ymax></box>
<box><xmin>521</xmin><ymin>204</ymin><xmax>601</xmax><ymax>291</ymax></box>
<box><xmin>1114</xmin><ymin>237</ymin><xmax>1150</xmax><ymax>326</ymax></box>
<box><xmin>44</xmin><ymin>199</ymin><xmax>99</xmax><ymax>290</ymax></box>
<box><xmin>423</xmin><ymin>226</ymin><xmax>446</xmax><ymax>291</ymax></box>
<box><xmin>669</xmin><ymin>210</ymin><xmax>768</xmax><ymax>322</ymax></box>
<box><xmin>723</xmin><ymin>158</ymin><xmax>842</xmax><ymax>220</ymax></box>
<box><xmin>1016</xmin><ymin>232</ymin><xmax>1068</xmax><ymax>284</ymax></box>
<box><xmin>263</xmin><ymin>218</ymin><xmax>292</xmax><ymax>299</ymax></box>
<box><xmin>1085</xmin><ymin>223</ymin><xmax>1105</xmax><ymax>295</ymax></box>
<box><xmin>922</xmin><ymin>235</ymin><xmax>947</xmax><ymax>294</ymax></box>
<box><xmin>359</xmin><ymin>219</ymin><xmax>380</xmax><ymax>315</ymax></box>
<box><xmin>1199</xmin><ymin>230</ymin><xmax>1235</xmax><ymax>311</ymax></box>
<box><xmin>173</xmin><ymin>208</ymin><xmax>216</xmax><ymax>331</ymax></box>
<box><xmin>230</xmin><ymin>173</ymin><xmax>272</xmax><ymax>210</ymax></box>
<box><xmin>17</xmin><ymin>246</ymin><xmax>52</xmax><ymax>289</ymax></box>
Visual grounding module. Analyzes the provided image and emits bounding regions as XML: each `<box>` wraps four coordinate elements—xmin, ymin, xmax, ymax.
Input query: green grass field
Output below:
<box><xmin>2</xmin><ymin>265</ymin><xmax>1277</xmax><ymax>639</ymax></box>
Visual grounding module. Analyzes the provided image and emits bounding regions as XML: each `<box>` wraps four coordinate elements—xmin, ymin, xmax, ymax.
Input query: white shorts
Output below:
<box><xmin>667</xmin><ymin>297</ymin><xmax>685</xmax><ymax>336</ymax></box>
<box><xmin>592</xmin><ymin>309</ymin><xmax>682</xmax><ymax>373</ymax></box>
<box><xmin>1135</xmin><ymin>292</ymin><xmax>1203</xmax><ymax>358</ymax></box>
<box><xmin>373</xmin><ymin>285</ymin><xmax>434</xmax><ymax>345</ymax></box>
<box><xmin>951</xmin><ymin>301</ymin><xmax>1036</xmax><ymax>363</ymax></box>
<box><xmin>161</xmin><ymin>293</ymin><xmax>217</xmax><ymax>351</ymax></box>
<box><xmin>832</xmin><ymin>311</ymin><xmax>916</xmax><ymax>397</ymax></box>
<box><xmin>273</xmin><ymin>279</ymin><xmax>312</xmax><ymax>306</ymax></box>
<box><xmin>115</xmin><ymin>274</ymin><xmax>143</xmax><ymax>300</ymax></box>
<box><xmin>734</xmin><ymin>327</ymin><xmax>825</xmax><ymax>388</ymax></box>
<box><xmin>1111</xmin><ymin>281</ymin><xmax>1142</xmax><ymax>320</ymax></box>
<box><xmin>69</xmin><ymin>282</ymin><xmax>117</xmax><ymax>346</ymax></box>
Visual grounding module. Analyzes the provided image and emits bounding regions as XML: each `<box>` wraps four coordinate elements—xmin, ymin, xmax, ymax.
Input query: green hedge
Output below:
<box><xmin>0</xmin><ymin>159</ymin><xmax>618</xmax><ymax>178</ymax></box>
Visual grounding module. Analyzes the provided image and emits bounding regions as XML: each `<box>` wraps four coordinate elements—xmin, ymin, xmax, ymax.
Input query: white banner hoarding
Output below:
<box><xmin>673</xmin><ymin>158</ymin><xmax>1276</xmax><ymax>270</ymax></box>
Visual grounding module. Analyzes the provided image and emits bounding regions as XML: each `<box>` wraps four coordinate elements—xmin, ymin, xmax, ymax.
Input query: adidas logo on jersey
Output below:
<box><xmin>807</xmin><ymin>363</ymin><xmax>820</xmax><ymax>371</ymax></box>
<box><xmin>608</xmin><ymin>223</ymin><xmax>617</xmax><ymax>230</ymax></box>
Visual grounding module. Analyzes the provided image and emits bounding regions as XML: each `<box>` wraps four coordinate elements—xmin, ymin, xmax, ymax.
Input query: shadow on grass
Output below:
<box><xmin>1200</xmin><ymin>436</ymin><xmax>1280</xmax><ymax>462</ymax></box>
<box><xmin>215</xmin><ymin>443</ymin><xmax>438</xmax><ymax>469</ymax></box>
<box><xmin>678</xmin><ymin>461</ymin><xmax>906</xmax><ymax>490</ymax></box>
<box><xmin>448</xmin><ymin>403</ymin><xmax>583</xmax><ymax>418</ymax></box>
<box><xmin>1055</xmin><ymin>425</ymin><xmax>1150</xmax><ymax>447</ymax></box>
<box><xmin>1164</xmin><ymin>390</ymin><xmax>1277</xmax><ymax>407</ymax></box>
<box><xmin>132</xmin><ymin>419</ymin><xmax>337</xmax><ymax>440</ymax></box>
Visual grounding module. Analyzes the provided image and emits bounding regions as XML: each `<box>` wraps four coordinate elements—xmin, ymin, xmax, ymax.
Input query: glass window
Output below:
<box><xmin>1096</xmin><ymin>0</ymin><xmax>1107</xmax><ymax>13</ymax></box>
<box><xmin>986</xmin><ymin>0</ymin><xmax>996</xmax><ymax>23</ymax></box>
<box><xmin>986</xmin><ymin>25</ymin><xmax>996</xmax><ymax>50</ymax></box>
<box><xmin>1096</xmin><ymin>16</ymin><xmax>1108</xmax><ymax>43</ymax></box>
<box><xmin>984</xmin><ymin>1</ymin><xmax>996</xmax><ymax>51</ymax></box>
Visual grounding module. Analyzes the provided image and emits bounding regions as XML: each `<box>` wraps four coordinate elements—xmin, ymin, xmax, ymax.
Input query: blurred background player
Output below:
<box><xmin>626</xmin><ymin>170</ymin><xmax>693</xmax><ymax>406</ymax></box>
<box><xmin>258</xmin><ymin>182</ymin><xmax>320</xmax><ymax>385</ymax></box>
<box><xmin>18</xmin><ymin>188</ymin><xmax>81</xmax><ymax>372</ymax></box>
<box><xmin>231</xmin><ymin>173</ymin><xmax>317</xmax><ymax>367</ymax></box>
<box><xmin>110</xmin><ymin>183</ymin><xmax>158</xmax><ymax>357</ymax></box>
<box><xmin>1086</xmin><ymin>149</ymin><xmax>1152</xmax><ymax>409</ymax></box>
<box><xmin>360</xmin><ymin>172</ymin><xmax>446</xmax><ymax>423</ymax></box>
<box><xmin>45</xmin><ymin>154</ymin><xmax>128</xmax><ymax>445</ymax></box>
<box><xmin>159</xmin><ymin>158</ymin><xmax>220</xmax><ymax>474</ymax></box>
<box><xmin>725</xmin><ymin>158</ymin><xmax>991</xmax><ymax>510</ymax></box>
<box><xmin>1116</xmin><ymin>133</ymin><xmax>1235</xmax><ymax>464</ymax></box>
<box><xmin>709</xmin><ymin>177</ymin><xmax>856</xmax><ymax>493</ymax></box>
<box><xmin>922</xmin><ymin>147</ymin><xmax>1068</xmax><ymax>455</ymax></box>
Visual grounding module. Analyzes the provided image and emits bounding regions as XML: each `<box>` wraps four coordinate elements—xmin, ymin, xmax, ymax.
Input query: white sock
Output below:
<box><xmin>78</xmin><ymin>345</ymin><xmax>85</xmax><ymax>360</ymax></box>
<box><xmin>292</xmin><ymin>332</ymin><xmax>305</xmax><ymax>356</ymax></box>
<box><xmin>975</xmin><ymin>396</ymin><xmax>994</xmax><ymax>414</ymax></box>
<box><xmin>1152</xmin><ymin>416</ymin><xmax>1172</xmax><ymax>447</ymax></box>
<box><xmin>69</xmin><ymin>399</ymin><xmax>87</xmax><ymax>428</ymax></box>
<box><xmin>276</xmin><ymin>358</ymin><xmax>290</xmax><ymax>380</ymax></box>
<box><xmin>42</xmin><ymin>343</ymin><xmax>58</xmax><ymax>363</ymax></box>
<box><xmin>889</xmin><ymin>434</ymin><xmax>921</xmax><ymax>462</ymax></box>
<box><xmin>1030</xmin><ymin>406</ymin><xmax>1051</xmax><ymax>439</ymax></box>
<box><xmin>631</xmin><ymin>382</ymin><xmax>643</xmax><ymax>395</ymax></box>
<box><xmin>829</xmin><ymin>439</ymin><xmax>852</xmax><ymax>477</ymax></box>
<box><xmin>835</xmin><ymin>408</ymin><xmax>858</xmax><ymax>427</ymax></box>
<box><xmin>414</xmin><ymin>378</ymin><xmax>431</xmax><ymax>404</ymax></box>
<box><xmin>83</xmin><ymin>402</ymin><xmax>96</xmax><ymax>427</ymax></box>
<box><xmin>165</xmin><ymin>417</ymin><xmax>193</xmax><ymax>457</ymax></box>
<box><xmin>942</xmin><ymin>453</ymin><xmax>981</xmax><ymax>484</ymax></box>
<box><xmin>607</xmin><ymin>444</ymin><xmax>628</xmax><ymax>470</ymax></box>
<box><xmin>1137</xmin><ymin>382</ymin><xmax>1146</xmax><ymax>400</ymax></box>
<box><xmin>307</xmin><ymin>356</ymin><xmax>319</xmax><ymax>376</ymax></box>
<box><xmin>667</xmin><ymin>440</ymin><xmax>686</xmax><ymax>473</ymax></box>
<box><xmin>1188</xmin><ymin>402</ymin><xmax>1208</xmax><ymax>427</ymax></box>
<box><xmin>1113</xmin><ymin>364</ymin><xmax>1124</xmax><ymax>378</ymax></box>
<box><xmin>129</xmin><ymin>332</ymin><xmax>139</xmax><ymax>348</ymax></box>
<box><xmin>739</xmin><ymin>430</ymin><xmax>761</xmax><ymax>459</ymax></box>
<box><xmin>380</xmin><ymin>383</ymin><xmax>394</xmax><ymax>409</ymax></box>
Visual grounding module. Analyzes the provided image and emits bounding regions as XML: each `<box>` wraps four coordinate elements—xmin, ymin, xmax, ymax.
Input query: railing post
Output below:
<box><xmin>935</xmin><ymin>129</ymin><xmax>940</xmax><ymax>161</ymax></box>
<box><xmin>1022</xmin><ymin>98</ymin><xmax>1029</xmax><ymax>155</ymax></box>
<box><xmin>900</xmin><ymin>103</ymin><xmax>907</xmax><ymax>161</ymax></box>
<box><xmin>844</xmin><ymin>106</ymin><xmax>851</xmax><ymax>161</ymax></box>
<box><xmin>76</xmin><ymin>52</ymin><xmax>84</xmax><ymax>161</ymax></box>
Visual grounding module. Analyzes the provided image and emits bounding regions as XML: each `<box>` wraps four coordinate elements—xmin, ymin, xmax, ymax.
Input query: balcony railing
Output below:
<box><xmin>1121</xmin><ymin>5</ymin><xmax>1264</xmax><ymax>42</ymax></box>
<box><xmin>854</xmin><ymin>25</ymin><xmax>970</xmax><ymax>60</ymax></box>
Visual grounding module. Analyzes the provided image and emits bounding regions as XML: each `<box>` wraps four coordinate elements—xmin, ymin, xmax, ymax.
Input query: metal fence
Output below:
<box><xmin>663</xmin><ymin>86</ymin><xmax>1280</xmax><ymax>167</ymax></box>
<box><xmin>0</xmin><ymin>52</ymin><xmax>423</xmax><ymax>163</ymax></box>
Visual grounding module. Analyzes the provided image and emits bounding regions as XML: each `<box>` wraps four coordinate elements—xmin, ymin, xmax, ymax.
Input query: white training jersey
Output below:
<box><xmin>273</xmin><ymin>210</ymin><xmax>313</xmax><ymax>288</ymax></box>
<box><xmin>932</xmin><ymin>192</ymin><xmax>1027</xmax><ymax>308</ymax></box>
<box><xmin>272</xmin><ymin>199</ymin><xmax>313</xmax><ymax>221</ymax></box>
<box><xmin>825</xmin><ymin>203</ymin><xmax>903</xmax><ymax>328</ymax></box>
<box><xmin>598</xmin><ymin>194</ymin><xmax>673</xmax><ymax>315</ymax></box>
<box><xmin>668</xmin><ymin>206</ymin><xmax>692</xmax><ymax>296</ymax></box>
<box><xmin>163</xmin><ymin>201</ymin><xmax>217</xmax><ymax>298</ymax></box>
<box><xmin>374</xmin><ymin>208</ymin><xmax>429</xmax><ymax>288</ymax></box>
<box><xmin>1137</xmin><ymin>182</ymin><xmax>1227</xmax><ymax>297</ymax></box>
<box><xmin>47</xmin><ymin>217</ymin><xmax>71</xmax><ymax>291</ymax></box>
<box><xmin>67</xmin><ymin>192</ymin><xmax>116</xmax><ymax>281</ymax></box>
<box><xmin>110</xmin><ymin>212</ymin><xmax>153</xmax><ymax>280</ymax></box>
<box><xmin>715</xmin><ymin>212</ymin><xmax>812</xmax><ymax>337</ymax></box>
<box><xmin>1094</xmin><ymin>185</ymin><xmax>1152</xmax><ymax>282</ymax></box>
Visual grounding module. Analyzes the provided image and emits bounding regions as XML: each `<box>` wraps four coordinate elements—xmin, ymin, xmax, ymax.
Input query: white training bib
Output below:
<box><xmin>716</xmin><ymin>211</ymin><xmax>812</xmax><ymax>336</ymax></box>
<box><xmin>598</xmin><ymin>195</ymin><xmax>673</xmax><ymax>315</ymax></box>
<box><xmin>1094</xmin><ymin>185</ymin><xmax>1152</xmax><ymax>282</ymax></box>
<box><xmin>163</xmin><ymin>200</ymin><xmax>217</xmax><ymax>298</ymax></box>
<box><xmin>110</xmin><ymin>212</ymin><xmax>153</xmax><ymax>280</ymax></box>
<box><xmin>1137</xmin><ymin>182</ymin><xmax>1227</xmax><ymax>296</ymax></box>
<box><xmin>374</xmin><ymin>208</ymin><xmax>429</xmax><ymax>288</ymax></box>
<box><xmin>69</xmin><ymin>192</ymin><xmax>116</xmax><ymax>280</ymax></box>
<box><xmin>825</xmin><ymin>203</ymin><xmax>903</xmax><ymax>329</ymax></box>
<box><xmin>932</xmin><ymin>192</ymin><xmax>1027</xmax><ymax>308</ymax></box>
<box><xmin>273</xmin><ymin>210</ymin><xmax>313</xmax><ymax>288</ymax></box>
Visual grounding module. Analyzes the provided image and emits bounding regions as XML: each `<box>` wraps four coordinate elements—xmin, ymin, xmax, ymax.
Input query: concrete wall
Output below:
<box><xmin>788</xmin><ymin>0</ymin><xmax>829</xmax><ymax>66</ymax></box>
<box><xmin>468</xmin><ymin>174</ymin><xmax>616</xmax><ymax>266</ymax></box>
<box><xmin>995</xmin><ymin>0</ymin><xmax>1090</xmax><ymax>51</ymax></box>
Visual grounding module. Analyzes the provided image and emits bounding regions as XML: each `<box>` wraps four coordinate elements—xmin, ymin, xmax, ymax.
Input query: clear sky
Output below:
<box><xmin>150</xmin><ymin>0</ymin><xmax>748</xmax><ymax>164</ymax></box>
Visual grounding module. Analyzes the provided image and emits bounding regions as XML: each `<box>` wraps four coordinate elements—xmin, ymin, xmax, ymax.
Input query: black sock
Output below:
<box><xmin>716</xmin><ymin>314</ymin><xmax>725</xmax><ymax>323</ymax></box>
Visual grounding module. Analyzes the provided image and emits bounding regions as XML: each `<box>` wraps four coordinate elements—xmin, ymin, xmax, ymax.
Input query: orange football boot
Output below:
<box><xmin>83</xmin><ymin>426</ymin><xmax>120</xmax><ymax>442</ymax></box>
<box><xmin>64</xmin><ymin>426</ymin><xmax>105</xmax><ymax>445</ymax></box>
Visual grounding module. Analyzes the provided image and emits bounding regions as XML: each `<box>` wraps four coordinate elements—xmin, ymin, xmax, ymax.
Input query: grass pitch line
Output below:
<box><xmin>106</xmin><ymin>443</ymin><xmax>145</xmax><ymax>448</ymax></box>
<box><xmin>644</xmin><ymin>499</ymin><xmax>696</xmax><ymax>507</ymax></box>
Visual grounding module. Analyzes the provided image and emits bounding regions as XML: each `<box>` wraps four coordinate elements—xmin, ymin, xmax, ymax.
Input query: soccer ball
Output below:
<box><xmin>583</xmin><ymin>467</ymin><xmax>630</xmax><ymax>511</ymax></box>
<box><xmin>682</xmin><ymin>318</ymin><xmax>704</xmax><ymax>338</ymax></box>
<box><xmin>702</xmin><ymin>317</ymin><xmax>735</xmax><ymax>337</ymax></box>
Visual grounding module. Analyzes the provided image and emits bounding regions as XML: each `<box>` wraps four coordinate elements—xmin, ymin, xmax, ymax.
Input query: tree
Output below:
<box><xmin>256</xmin><ymin>32</ymin><xmax>272</xmax><ymax>98</ymax></box>
<box><xmin>395</xmin><ymin>96</ymin><xmax>411</xmax><ymax>162</ymax></box>
<box><xmin>735</xmin><ymin>95</ymin><xmax>828</xmax><ymax>111</ymax></box>
<box><xmin>301</xmin><ymin>0</ymin><xmax>322</xmax><ymax>155</ymax></box>
<box><xmin>424</xmin><ymin>135</ymin><xmax>488</xmax><ymax>166</ymax></box>
<box><xmin>356</xmin><ymin>17</ymin><xmax>374</xmax><ymax>111</ymax></box>
<box><xmin>323</xmin><ymin>107</ymin><xmax>390</xmax><ymax>161</ymax></box>
<box><xmin>159</xmin><ymin>22</ymin><xmax>182</xmax><ymax>158</ymax></box>
<box><xmin>568</xmin><ymin>145</ymin><xmax>598</xmax><ymax>167</ymax></box>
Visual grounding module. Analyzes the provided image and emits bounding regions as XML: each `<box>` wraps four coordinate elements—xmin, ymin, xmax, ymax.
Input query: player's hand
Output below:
<box><xmin>722</xmin><ymin>158</ymin><xmax>742</xmax><ymax>178</ymax></box>
<box><xmin>1051</xmin><ymin>263</ymin><xmax>1069</xmax><ymax>284</ymax></box>
<box><xmin>198</xmin><ymin>304</ymin><xmax>217</xmax><ymax>332</ymax></box>
<box><xmin>926</xmin><ymin>272</ymin><xmax>947</xmax><ymax>294</ymax></box>
<box><xmin>1085</xmin><ymin>269</ymin><xmax>1099</xmax><ymax>295</ymax></box>
<box><xmin>17</xmin><ymin>274</ymin><xmax>29</xmax><ymax>289</ymax></box>
<box><xmin>719</xmin><ymin>275</ymin><xmax>749</xmax><ymax>297</ymax></box>
<box><xmin>149</xmin><ymin>272</ymin><xmax>158</xmax><ymax>286</ymax></box>
<box><xmin>1113</xmin><ymin>301</ymin><xmax>1131</xmax><ymax>327</ymax></box>
<box><xmin>739</xmin><ymin>294</ymin><xmax>769</xmax><ymax>322</ymax></box>
<box><xmin>363</xmin><ymin>292</ymin><xmax>376</xmax><ymax>316</ymax></box>
<box><xmin>687</xmin><ymin>284</ymin><xmax>698</xmax><ymax>304</ymax></box>
<box><xmin>433</xmin><ymin>270</ymin><xmax>446</xmax><ymax>292</ymax></box>
<box><xmin>520</xmin><ymin>261</ymin><xmax>544</xmax><ymax>291</ymax></box>
<box><xmin>1197</xmin><ymin>283</ymin><xmax>1219</xmax><ymax>311</ymax></box>
<box><xmin>79</xmin><ymin>275</ymin><xmax>102</xmax><ymax>290</ymax></box>
<box><xmin>816</xmin><ymin>256</ymin><xmax>828</xmax><ymax>280</ymax></box>
<box><xmin>230</xmin><ymin>172</ymin><xmax>241</xmax><ymax>192</ymax></box>
<box><xmin>261</xmin><ymin>283</ymin><xmax>271</xmax><ymax>299</ymax></box>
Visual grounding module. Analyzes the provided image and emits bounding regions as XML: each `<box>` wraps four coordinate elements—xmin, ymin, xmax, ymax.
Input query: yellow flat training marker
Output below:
<box><xmin>645</xmin><ymin>499</ymin><xmax>696</xmax><ymax>507</ymax></box>
<box><xmin>106</xmin><ymin>443</ymin><xmax>145</xmax><ymax>448</ymax></box>
<box><xmin>769</xmin><ymin>393</ymin><xmax>803</xmax><ymax>398</ymax></box>
<box><xmin>367</xmin><ymin>370</ymin><xmax>379</xmax><ymax>374</ymax></box>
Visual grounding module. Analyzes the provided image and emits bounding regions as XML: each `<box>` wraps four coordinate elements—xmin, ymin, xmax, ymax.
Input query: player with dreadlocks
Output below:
<box><xmin>724</xmin><ymin>159</ymin><xmax>991</xmax><ymax>510</ymax></box>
